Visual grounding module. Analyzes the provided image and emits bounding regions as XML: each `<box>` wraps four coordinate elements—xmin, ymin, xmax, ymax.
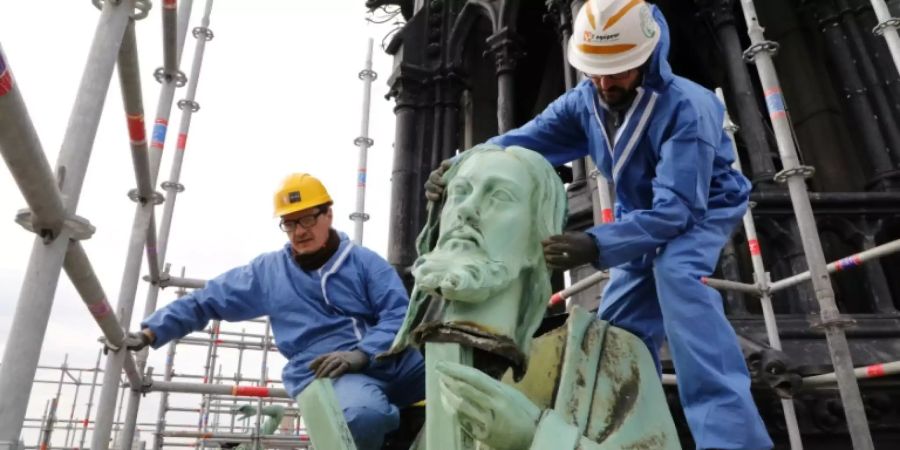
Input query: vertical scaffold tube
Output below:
<box><xmin>352</xmin><ymin>38</ymin><xmax>377</xmax><ymax>245</ymax></box>
<box><xmin>870</xmin><ymin>0</ymin><xmax>900</xmax><ymax>79</ymax></box>
<box><xmin>153</xmin><ymin>340</ymin><xmax>178</xmax><ymax>450</ymax></box>
<box><xmin>92</xmin><ymin>6</ymin><xmax>171</xmax><ymax>447</ymax></box>
<box><xmin>39</xmin><ymin>355</ymin><xmax>67</xmax><ymax>450</ymax></box>
<box><xmin>0</xmin><ymin>1</ymin><xmax>134</xmax><ymax>445</ymax></box>
<box><xmin>161</xmin><ymin>0</ymin><xmax>178</xmax><ymax>78</ymax></box>
<box><xmin>738</xmin><ymin>2</ymin><xmax>873</xmax><ymax>448</ymax></box>
<box><xmin>716</xmin><ymin>88</ymin><xmax>803</xmax><ymax>450</ymax></box>
<box><xmin>125</xmin><ymin>1</ymin><xmax>209</xmax><ymax>448</ymax></box>
<box><xmin>80</xmin><ymin>350</ymin><xmax>103</xmax><ymax>450</ymax></box>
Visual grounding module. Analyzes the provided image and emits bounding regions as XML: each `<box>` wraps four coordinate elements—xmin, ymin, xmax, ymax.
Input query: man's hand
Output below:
<box><xmin>309</xmin><ymin>350</ymin><xmax>369</xmax><ymax>378</ymax></box>
<box><xmin>436</xmin><ymin>361</ymin><xmax>541</xmax><ymax>450</ymax></box>
<box><xmin>424</xmin><ymin>159</ymin><xmax>454</xmax><ymax>202</ymax></box>
<box><xmin>542</xmin><ymin>232</ymin><xmax>600</xmax><ymax>271</ymax></box>
<box><xmin>99</xmin><ymin>329</ymin><xmax>155</xmax><ymax>354</ymax></box>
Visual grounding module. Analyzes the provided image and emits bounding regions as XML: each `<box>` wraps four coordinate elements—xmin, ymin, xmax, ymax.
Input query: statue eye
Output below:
<box><xmin>491</xmin><ymin>189</ymin><xmax>515</xmax><ymax>202</ymax></box>
<box><xmin>448</xmin><ymin>183</ymin><xmax>471</xmax><ymax>197</ymax></box>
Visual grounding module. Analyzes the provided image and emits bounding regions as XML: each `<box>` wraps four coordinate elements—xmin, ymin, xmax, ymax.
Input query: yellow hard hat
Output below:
<box><xmin>273</xmin><ymin>173</ymin><xmax>333</xmax><ymax>218</ymax></box>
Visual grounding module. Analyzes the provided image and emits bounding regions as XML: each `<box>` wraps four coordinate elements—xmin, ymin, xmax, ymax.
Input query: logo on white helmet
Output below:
<box><xmin>583</xmin><ymin>31</ymin><xmax>621</xmax><ymax>43</ymax></box>
<box><xmin>639</xmin><ymin>4</ymin><xmax>656</xmax><ymax>38</ymax></box>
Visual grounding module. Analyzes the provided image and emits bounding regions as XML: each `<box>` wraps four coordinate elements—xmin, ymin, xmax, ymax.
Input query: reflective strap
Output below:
<box><xmin>613</xmin><ymin>91</ymin><xmax>658</xmax><ymax>180</ymax></box>
<box><xmin>319</xmin><ymin>242</ymin><xmax>364</xmax><ymax>341</ymax></box>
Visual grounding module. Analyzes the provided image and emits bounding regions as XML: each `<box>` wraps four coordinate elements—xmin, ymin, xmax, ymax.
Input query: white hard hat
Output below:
<box><xmin>567</xmin><ymin>0</ymin><xmax>661</xmax><ymax>75</ymax></box>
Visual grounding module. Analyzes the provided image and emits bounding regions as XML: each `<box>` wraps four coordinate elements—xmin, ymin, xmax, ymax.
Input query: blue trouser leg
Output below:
<box><xmin>332</xmin><ymin>373</ymin><xmax>399</xmax><ymax>450</ymax></box>
<box><xmin>599</xmin><ymin>212</ymin><xmax>772</xmax><ymax>449</ymax></box>
<box><xmin>654</xmin><ymin>215</ymin><xmax>772</xmax><ymax>450</ymax></box>
<box><xmin>331</xmin><ymin>349</ymin><xmax>426</xmax><ymax>450</ymax></box>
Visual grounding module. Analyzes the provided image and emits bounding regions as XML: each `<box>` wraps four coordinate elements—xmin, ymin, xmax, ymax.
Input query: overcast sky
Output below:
<box><xmin>1</xmin><ymin>1</ymin><xmax>401</xmax><ymax>445</ymax></box>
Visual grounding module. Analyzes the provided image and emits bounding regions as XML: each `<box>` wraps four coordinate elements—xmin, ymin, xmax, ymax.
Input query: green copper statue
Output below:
<box><xmin>221</xmin><ymin>404</ymin><xmax>285</xmax><ymax>450</ymax></box>
<box><xmin>300</xmin><ymin>144</ymin><xmax>680</xmax><ymax>450</ymax></box>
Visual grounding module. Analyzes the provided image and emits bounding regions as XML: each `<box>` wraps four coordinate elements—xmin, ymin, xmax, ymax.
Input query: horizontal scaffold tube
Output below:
<box><xmin>148</xmin><ymin>380</ymin><xmax>290</xmax><ymax>398</ymax></box>
<box><xmin>150</xmin><ymin>274</ymin><xmax>207</xmax><ymax>289</ymax></box>
<box><xmin>701</xmin><ymin>276</ymin><xmax>763</xmax><ymax>295</ymax></box>
<box><xmin>548</xmin><ymin>271</ymin><xmax>609</xmax><ymax>306</ymax></box>
<box><xmin>769</xmin><ymin>238</ymin><xmax>900</xmax><ymax>293</ymax></box>
<box><xmin>802</xmin><ymin>360</ymin><xmax>900</xmax><ymax>387</ymax></box>
<box><xmin>161</xmin><ymin>432</ymin><xmax>310</xmax><ymax>449</ymax></box>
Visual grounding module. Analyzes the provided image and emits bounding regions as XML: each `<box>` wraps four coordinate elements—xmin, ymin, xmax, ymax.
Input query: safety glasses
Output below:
<box><xmin>279</xmin><ymin>206</ymin><xmax>328</xmax><ymax>232</ymax></box>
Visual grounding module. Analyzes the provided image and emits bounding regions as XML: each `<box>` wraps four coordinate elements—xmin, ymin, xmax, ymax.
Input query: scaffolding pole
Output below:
<box><xmin>197</xmin><ymin>322</ymin><xmax>221</xmax><ymax>450</ymax></box>
<box><xmin>256</xmin><ymin>320</ymin><xmax>274</xmax><ymax>450</ymax></box>
<box><xmin>0</xmin><ymin>1</ymin><xmax>135</xmax><ymax>444</ymax></box>
<box><xmin>869</xmin><ymin>0</ymin><xmax>900</xmax><ymax>77</ymax></box>
<box><xmin>153</xmin><ymin>340</ymin><xmax>178</xmax><ymax>450</ymax></box>
<box><xmin>769</xmin><ymin>239</ymin><xmax>900</xmax><ymax>293</ymax></box>
<box><xmin>717</xmin><ymin>88</ymin><xmax>803</xmax><ymax>449</ymax></box>
<box><xmin>738</xmin><ymin>1</ymin><xmax>873</xmax><ymax>448</ymax></box>
<box><xmin>148</xmin><ymin>381</ymin><xmax>290</xmax><ymax>399</ymax></box>
<box><xmin>351</xmin><ymin>38</ymin><xmax>377</xmax><ymax>245</ymax></box>
<box><xmin>126</xmin><ymin>0</ymin><xmax>213</xmax><ymax>448</ymax></box>
<box><xmin>803</xmin><ymin>360</ymin><xmax>900</xmax><ymax>387</ymax></box>
<box><xmin>160</xmin><ymin>431</ymin><xmax>310</xmax><ymax>448</ymax></box>
<box><xmin>230</xmin><ymin>330</ymin><xmax>247</xmax><ymax>433</ymax></box>
<box><xmin>153</xmin><ymin>274</ymin><xmax>207</xmax><ymax>289</ymax></box>
<box><xmin>63</xmin><ymin>367</ymin><xmax>82</xmax><ymax>448</ymax></box>
<box><xmin>80</xmin><ymin>350</ymin><xmax>104</xmax><ymax>450</ymax></box>
<box><xmin>92</xmin><ymin>6</ymin><xmax>169</xmax><ymax>443</ymax></box>
<box><xmin>38</xmin><ymin>355</ymin><xmax>66</xmax><ymax>450</ymax></box>
<box><xmin>161</xmin><ymin>0</ymin><xmax>179</xmax><ymax>79</ymax></box>
<box><xmin>64</xmin><ymin>240</ymin><xmax>143</xmax><ymax>388</ymax></box>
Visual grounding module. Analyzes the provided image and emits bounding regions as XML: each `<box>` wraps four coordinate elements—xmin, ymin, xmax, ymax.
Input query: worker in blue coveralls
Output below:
<box><xmin>123</xmin><ymin>173</ymin><xmax>425</xmax><ymax>450</ymax></box>
<box><xmin>426</xmin><ymin>1</ymin><xmax>772</xmax><ymax>449</ymax></box>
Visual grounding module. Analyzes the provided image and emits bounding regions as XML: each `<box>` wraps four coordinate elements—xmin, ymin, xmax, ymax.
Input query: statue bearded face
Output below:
<box><xmin>414</xmin><ymin>151</ymin><xmax>537</xmax><ymax>303</ymax></box>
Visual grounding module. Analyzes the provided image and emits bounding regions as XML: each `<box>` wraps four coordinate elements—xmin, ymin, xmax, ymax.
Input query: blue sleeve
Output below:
<box><xmin>141</xmin><ymin>259</ymin><xmax>269</xmax><ymax>348</ymax></box>
<box><xmin>355</xmin><ymin>253</ymin><xmax>411</xmax><ymax>357</ymax></box>
<box><xmin>488</xmin><ymin>87</ymin><xmax>589</xmax><ymax>166</ymax></box>
<box><xmin>587</xmin><ymin>103</ymin><xmax>715</xmax><ymax>268</ymax></box>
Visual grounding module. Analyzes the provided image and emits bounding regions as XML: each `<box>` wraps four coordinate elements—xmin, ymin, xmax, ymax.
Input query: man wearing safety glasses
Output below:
<box><xmin>126</xmin><ymin>173</ymin><xmax>425</xmax><ymax>450</ymax></box>
<box><xmin>427</xmin><ymin>1</ymin><xmax>772</xmax><ymax>449</ymax></box>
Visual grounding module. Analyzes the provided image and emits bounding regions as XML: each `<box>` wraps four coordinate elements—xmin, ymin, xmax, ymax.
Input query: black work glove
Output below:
<box><xmin>309</xmin><ymin>349</ymin><xmax>370</xmax><ymax>379</ymax></box>
<box><xmin>542</xmin><ymin>232</ymin><xmax>600</xmax><ymax>271</ymax></box>
<box><xmin>424</xmin><ymin>159</ymin><xmax>454</xmax><ymax>202</ymax></box>
<box><xmin>99</xmin><ymin>330</ymin><xmax>154</xmax><ymax>354</ymax></box>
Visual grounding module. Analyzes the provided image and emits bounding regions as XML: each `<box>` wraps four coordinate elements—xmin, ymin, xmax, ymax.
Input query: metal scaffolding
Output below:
<box><xmin>14</xmin><ymin>314</ymin><xmax>302</xmax><ymax>449</ymax></box>
<box><xmin>0</xmin><ymin>1</ymin><xmax>306</xmax><ymax>448</ymax></box>
<box><xmin>3</xmin><ymin>1</ymin><xmax>900</xmax><ymax>449</ymax></box>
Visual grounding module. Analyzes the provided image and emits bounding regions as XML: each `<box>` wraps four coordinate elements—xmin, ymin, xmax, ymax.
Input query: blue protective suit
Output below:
<box><xmin>489</xmin><ymin>6</ymin><xmax>772</xmax><ymax>450</ymax></box>
<box><xmin>142</xmin><ymin>232</ymin><xmax>425</xmax><ymax>450</ymax></box>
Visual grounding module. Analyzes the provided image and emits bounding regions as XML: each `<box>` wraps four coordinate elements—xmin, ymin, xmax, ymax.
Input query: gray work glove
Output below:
<box><xmin>542</xmin><ymin>232</ymin><xmax>600</xmax><ymax>271</ymax></box>
<box><xmin>99</xmin><ymin>330</ymin><xmax>154</xmax><ymax>354</ymax></box>
<box><xmin>424</xmin><ymin>159</ymin><xmax>454</xmax><ymax>202</ymax></box>
<box><xmin>309</xmin><ymin>349</ymin><xmax>370</xmax><ymax>379</ymax></box>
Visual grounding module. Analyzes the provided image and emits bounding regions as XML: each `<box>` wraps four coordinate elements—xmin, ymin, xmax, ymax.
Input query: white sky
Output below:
<box><xmin>0</xmin><ymin>1</ymin><xmax>401</xmax><ymax>446</ymax></box>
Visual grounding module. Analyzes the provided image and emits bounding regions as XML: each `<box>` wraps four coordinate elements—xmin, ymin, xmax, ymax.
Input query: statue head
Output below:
<box><xmin>387</xmin><ymin>144</ymin><xmax>566</xmax><ymax>379</ymax></box>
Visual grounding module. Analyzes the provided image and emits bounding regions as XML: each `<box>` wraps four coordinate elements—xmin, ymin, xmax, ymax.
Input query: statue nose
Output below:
<box><xmin>455</xmin><ymin>195</ymin><xmax>480</xmax><ymax>225</ymax></box>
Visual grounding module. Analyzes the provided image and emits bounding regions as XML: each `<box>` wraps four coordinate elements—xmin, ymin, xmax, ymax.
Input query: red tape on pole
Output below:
<box><xmin>126</xmin><ymin>113</ymin><xmax>146</xmax><ymax>144</ymax></box>
<box><xmin>232</xmin><ymin>385</ymin><xmax>270</xmax><ymax>397</ymax></box>
<box><xmin>0</xmin><ymin>52</ymin><xmax>13</xmax><ymax>97</ymax></box>
<box><xmin>866</xmin><ymin>364</ymin><xmax>885</xmax><ymax>378</ymax></box>
<box><xmin>748</xmin><ymin>239</ymin><xmax>761</xmax><ymax>256</ymax></box>
<box><xmin>548</xmin><ymin>292</ymin><xmax>564</xmax><ymax>307</ymax></box>
<box><xmin>177</xmin><ymin>133</ymin><xmax>188</xmax><ymax>151</ymax></box>
<box><xmin>601</xmin><ymin>209</ymin><xmax>614</xmax><ymax>223</ymax></box>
